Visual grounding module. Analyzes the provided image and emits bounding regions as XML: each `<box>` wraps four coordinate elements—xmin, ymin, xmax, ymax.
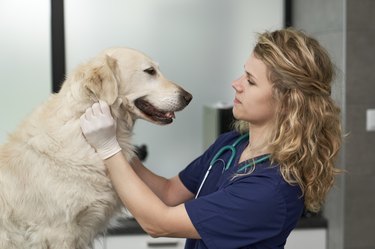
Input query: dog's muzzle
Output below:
<box><xmin>134</xmin><ymin>90</ymin><xmax>192</xmax><ymax>124</ymax></box>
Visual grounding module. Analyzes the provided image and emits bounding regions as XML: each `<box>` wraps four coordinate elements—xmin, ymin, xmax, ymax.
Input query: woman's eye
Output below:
<box><xmin>247</xmin><ymin>79</ymin><xmax>255</xmax><ymax>85</ymax></box>
<box><xmin>144</xmin><ymin>67</ymin><xmax>156</xmax><ymax>76</ymax></box>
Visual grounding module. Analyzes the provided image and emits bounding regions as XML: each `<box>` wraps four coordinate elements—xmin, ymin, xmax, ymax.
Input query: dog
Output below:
<box><xmin>0</xmin><ymin>47</ymin><xmax>192</xmax><ymax>249</ymax></box>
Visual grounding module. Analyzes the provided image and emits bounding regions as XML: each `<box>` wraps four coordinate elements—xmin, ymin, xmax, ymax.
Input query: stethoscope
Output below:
<box><xmin>195</xmin><ymin>133</ymin><xmax>271</xmax><ymax>199</ymax></box>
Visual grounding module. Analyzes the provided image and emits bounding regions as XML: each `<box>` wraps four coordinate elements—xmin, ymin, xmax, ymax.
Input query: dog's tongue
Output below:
<box><xmin>165</xmin><ymin>112</ymin><xmax>175</xmax><ymax>119</ymax></box>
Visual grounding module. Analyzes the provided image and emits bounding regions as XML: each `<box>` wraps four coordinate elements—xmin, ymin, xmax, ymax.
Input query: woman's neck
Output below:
<box><xmin>243</xmin><ymin>124</ymin><xmax>272</xmax><ymax>159</ymax></box>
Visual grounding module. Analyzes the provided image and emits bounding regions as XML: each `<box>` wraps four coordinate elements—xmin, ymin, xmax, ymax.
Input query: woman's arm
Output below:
<box><xmin>106</xmin><ymin>152</ymin><xmax>199</xmax><ymax>238</ymax></box>
<box><xmin>130</xmin><ymin>157</ymin><xmax>194</xmax><ymax>206</ymax></box>
<box><xmin>80</xmin><ymin>101</ymin><xmax>199</xmax><ymax>238</ymax></box>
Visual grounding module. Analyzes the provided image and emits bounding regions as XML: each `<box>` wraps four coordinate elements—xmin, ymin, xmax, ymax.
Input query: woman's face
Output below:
<box><xmin>232</xmin><ymin>53</ymin><xmax>276</xmax><ymax>126</ymax></box>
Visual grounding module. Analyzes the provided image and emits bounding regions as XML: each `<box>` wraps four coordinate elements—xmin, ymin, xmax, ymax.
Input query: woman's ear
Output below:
<box><xmin>83</xmin><ymin>55</ymin><xmax>119</xmax><ymax>105</ymax></box>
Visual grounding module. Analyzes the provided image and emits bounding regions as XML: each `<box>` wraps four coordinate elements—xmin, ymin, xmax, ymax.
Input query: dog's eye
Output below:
<box><xmin>144</xmin><ymin>67</ymin><xmax>156</xmax><ymax>76</ymax></box>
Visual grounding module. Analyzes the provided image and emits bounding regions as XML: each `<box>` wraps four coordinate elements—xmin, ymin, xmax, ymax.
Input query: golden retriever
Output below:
<box><xmin>0</xmin><ymin>47</ymin><xmax>192</xmax><ymax>249</ymax></box>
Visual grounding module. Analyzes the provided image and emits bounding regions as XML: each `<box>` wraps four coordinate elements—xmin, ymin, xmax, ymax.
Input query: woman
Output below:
<box><xmin>80</xmin><ymin>28</ymin><xmax>342</xmax><ymax>249</ymax></box>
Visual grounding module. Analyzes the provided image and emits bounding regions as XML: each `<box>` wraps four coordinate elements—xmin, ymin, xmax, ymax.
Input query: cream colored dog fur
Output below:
<box><xmin>0</xmin><ymin>48</ymin><xmax>192</xmax><ymax>249</ymax></box>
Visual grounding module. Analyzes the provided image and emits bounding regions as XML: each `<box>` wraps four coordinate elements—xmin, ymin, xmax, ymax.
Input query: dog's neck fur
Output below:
<box><xmin>3</xmin><ymin>76</ymin><xmax>137</xmax><ymax>166</ymax></box>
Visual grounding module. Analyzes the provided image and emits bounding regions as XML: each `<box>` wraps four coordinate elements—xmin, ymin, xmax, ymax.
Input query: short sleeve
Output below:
<box><xmin>178</xmin><ymin>151</ymin><xmax>212</xmax><ymax>195</ymax></box>
<box><xmin>184</xmin><ymin>174</ymin><xmax>287</xmax><ymax>249</ymax></box>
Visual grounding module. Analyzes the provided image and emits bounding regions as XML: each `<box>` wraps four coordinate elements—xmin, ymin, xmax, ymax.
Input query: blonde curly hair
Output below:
<box><xmin>235</xmin><ymin>28</ymin><xmax>342</xmax><ymax>212</ymax></box>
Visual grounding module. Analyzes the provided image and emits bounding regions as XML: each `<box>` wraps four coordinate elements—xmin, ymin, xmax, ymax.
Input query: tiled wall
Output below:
<box><xmin>293</xmin><ymin>0</ymin><xmax>375</xmax><ymax>249</ymax></box>
<box><xmin>345</xmin><ymin>0</ymin><xmax>375</xmax><ymax>248</ymax></box>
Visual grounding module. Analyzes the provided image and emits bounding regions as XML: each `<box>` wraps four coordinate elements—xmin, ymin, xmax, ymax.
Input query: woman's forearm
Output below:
<box><xmin>130</xmin><ymin>157</ymin><xmax>193</xmax><ymax>206</ymax></box>
<box><xmin>104</xmin><ymin>153</ymin><xmax>200</xmax><ymax>239</ymax></box>
<box><xmin>105</xmin><ymin>152</ymin><xmax>199</xmax><ymax>239</ymax></box>
<box><xmin>129</xmin><ymin>157</ymin><xmax>172</xmax><ymax>204</ymax></box>
<box><xmin>105</xmin><ymin>152</ymin><xmax>170</xmax><ymax>233</ymax></box>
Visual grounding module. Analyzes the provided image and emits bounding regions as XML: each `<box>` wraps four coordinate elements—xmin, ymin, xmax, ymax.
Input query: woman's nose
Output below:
<box><xmin>232</xmin><ymin>75</ymin><xmax>244</xmax><ymax>92</ymax></box>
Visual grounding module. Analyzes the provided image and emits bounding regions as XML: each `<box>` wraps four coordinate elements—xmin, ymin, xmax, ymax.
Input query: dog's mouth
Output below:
<box><xmin>134</xmin><ymin>98</ymin><xmax>175</xmax><ymax>124</ymax></box>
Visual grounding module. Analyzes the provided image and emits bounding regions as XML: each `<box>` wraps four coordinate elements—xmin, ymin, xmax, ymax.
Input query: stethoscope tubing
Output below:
<box><xmin>195</xmin><ymin>133</ymin><xmax>272</xmax><ymax>198</ymax></box>
<box><xmin>209</xmin><ymin>133</ymin><xmax>249</xmax><ymax>171</ymax></box>
<box><xmin>195</xmin><ymin>133</ymin><xmax>250</xmax><ymax>199</ymax></box>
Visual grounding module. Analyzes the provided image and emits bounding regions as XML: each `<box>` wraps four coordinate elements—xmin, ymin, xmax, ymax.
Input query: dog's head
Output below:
<box><xmin>73</xmin><ymin>47</ymin><xmax>192</xmax><ymax>125</ymax></box>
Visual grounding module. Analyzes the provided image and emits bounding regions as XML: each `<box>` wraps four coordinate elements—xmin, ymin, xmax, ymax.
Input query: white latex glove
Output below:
<box><xmin>80</xmin><ymin>100</ymin><xmax>122</xmax><ymax>160</ymax></box>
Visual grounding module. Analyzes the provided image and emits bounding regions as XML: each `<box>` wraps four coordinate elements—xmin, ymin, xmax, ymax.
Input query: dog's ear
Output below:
<box><xmin>83</xmin><ymin>55</ymin><xmax>119</xmax><ymax>105</ymax></box>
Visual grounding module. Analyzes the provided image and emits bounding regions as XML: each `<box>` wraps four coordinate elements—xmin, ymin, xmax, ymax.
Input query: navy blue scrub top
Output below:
<box><xmin>179</xmin><ymin>131</ymin><xmax>304</xmax><ymax>249</ymax></box>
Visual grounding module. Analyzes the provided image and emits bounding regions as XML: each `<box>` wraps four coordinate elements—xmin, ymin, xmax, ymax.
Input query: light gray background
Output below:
<box><xmin>0</xmin><ymin>0</ymin><xmax>51</xmax><ymax>143</ymax></box>
<box><xmin>0</xmin><ymin>0</ymin><xmax>283</xmax><ymax>178</ymax></box>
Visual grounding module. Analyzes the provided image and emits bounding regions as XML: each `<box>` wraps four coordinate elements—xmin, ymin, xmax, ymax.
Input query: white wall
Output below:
<box><xmin>0</xmin><ymin>0</ymin><xmax>51</xmax><ymax>143</ymax></box>
<box><xmin>0</xmin><ymin>1</ymin><xmax>283</xmax><ymax>177</ymax></box>
<box><xmin>65</xmin><ymin>0</ymin><xmax>284</xmax><ymax>177</ymax></box>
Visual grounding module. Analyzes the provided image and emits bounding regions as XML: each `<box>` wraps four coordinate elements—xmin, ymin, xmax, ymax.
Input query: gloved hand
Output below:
<box><xmin>80</xmin><ymin>100</ymin><xmax>122</xmax><ymax>160</ymax></box>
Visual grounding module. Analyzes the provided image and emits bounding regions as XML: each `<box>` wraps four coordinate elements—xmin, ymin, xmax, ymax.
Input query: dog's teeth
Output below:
<box><xmin>166</xmin><ymin>112</ymin><xmax>175</xmax><ymax>119</ymax></box>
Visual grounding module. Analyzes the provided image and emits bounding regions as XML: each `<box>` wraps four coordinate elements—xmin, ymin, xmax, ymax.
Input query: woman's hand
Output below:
<box><xmin>80</xmin><ymin>100</ymin><xmax>121</xmax><ymax>160</ymax></box>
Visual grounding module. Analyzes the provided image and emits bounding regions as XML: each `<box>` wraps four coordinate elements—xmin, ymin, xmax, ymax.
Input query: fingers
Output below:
<box><xmin>81</xmin><ymin>100</ymin><xmax>111</xmax><ymax>122</ymax></box>
<box><xmin>83</xmin><ymin>105</ymin><xmax>95</xmax><ymax>120</ymax></box>
<box><xmin>99</xmin><ymin>100</ymin><xmax>111</xmax><ymax>116</ymax></box>
<box><xmin>80</xmin><ymin>109</ymin><xmax>92</xmax><ymax>135</ymax></box>
<box><xmin>92</xmin><ymin>102</ymin><xmax>102</xmax><ymax>116</ymax></box>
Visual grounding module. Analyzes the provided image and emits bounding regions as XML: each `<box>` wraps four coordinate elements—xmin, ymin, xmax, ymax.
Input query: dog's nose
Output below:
<box><xmin>182</xmin><ymin>91</ymin><xmax>193</xmax><ymax>105</ymax></box>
